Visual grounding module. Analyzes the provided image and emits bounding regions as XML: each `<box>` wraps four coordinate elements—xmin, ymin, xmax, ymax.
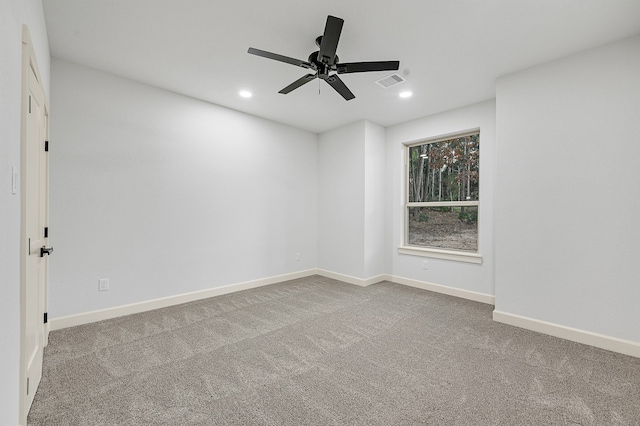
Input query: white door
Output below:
<box><xmin>21</xmin><ymin>27</ymin><xmax>50</xmax><ymax>424</ymax></box>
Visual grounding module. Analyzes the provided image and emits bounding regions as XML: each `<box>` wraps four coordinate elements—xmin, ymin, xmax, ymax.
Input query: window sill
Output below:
<box><xmin>397</xmin><ymin>246</ymin><xmax>482</xmax><ymax>264</ymax></box>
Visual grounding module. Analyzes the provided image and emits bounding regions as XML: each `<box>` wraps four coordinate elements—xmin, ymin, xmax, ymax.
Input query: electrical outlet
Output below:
<box><xmin>296</xmin><ymin>253</ymin><xmax>301</xmax><ymax>261</ymax></box>
<box><xmin>98</xmin><ymin>278</ymin><xmax>109</xmax><ymax>291</ymax></box>
<box><xmin>422</xmin><ymin>260</ymin><xmax>428</xmax><ymax>270</ymax></box>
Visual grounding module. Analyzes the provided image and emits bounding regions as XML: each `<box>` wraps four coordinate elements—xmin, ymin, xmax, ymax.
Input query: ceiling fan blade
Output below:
<box><xmin>248</xmin><ymin>47</ymin><xmax>313</xmax><ymax>69</ymax></box>
<box><xmin>317</xmin><ymin>16</ymin><xmax>344</xmax><ymax>64</ymax></box>
<box><xmin>325</xmin><ymin>74</ymin><xmax>355</xmax><ymax>101</ymax></box>
<box><xmin>279</xmin><ymin>74</ymin><xmax>317</xmax><ymax>94</ymax></box>
<box><xmin>336</xmin><ymin>61</ymin><xmax>400</xmax><ymax>74</ymax></box>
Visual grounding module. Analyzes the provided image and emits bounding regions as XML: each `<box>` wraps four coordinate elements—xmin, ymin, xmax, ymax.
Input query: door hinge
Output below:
<box><xmin>44</xmin><ymin>140</ymin><xmax>49</xmax><ymax>152</ymax></box>
<box><xmin>44</xmin><ymin>227</ymin><xmax>49</xmax><ymax>238</ymax></box>
<box><xmin>29</xmin><ymin>95</ymin><xmax>31</xmax><ymax>114</ymax></box>
<box><xmin>44</xmin><ymin>312</ymin><xmax>48</xmax><ymax>324</ymax></box>
<box><xmin>27</xmin><ymin>377</ymin><xmax>30</xmax><ymax>395</ymax></box>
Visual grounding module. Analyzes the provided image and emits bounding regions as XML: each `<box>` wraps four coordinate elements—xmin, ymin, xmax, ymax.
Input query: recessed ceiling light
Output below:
<box><xmin>239</xmin><ymin>90</ymin><xmax>252</xmax><ymax>98</ymax></box>
<box><xmin>399</xmin><ymin>91</ymin><xmax>412</xmax><ymax>98</ymax></box>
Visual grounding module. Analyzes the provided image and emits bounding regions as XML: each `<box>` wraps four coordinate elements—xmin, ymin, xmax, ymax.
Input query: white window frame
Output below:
<box><xmin>398</xmin><ymin>128</ymin><xmax>482</xmax><ymax>264</ymax></box>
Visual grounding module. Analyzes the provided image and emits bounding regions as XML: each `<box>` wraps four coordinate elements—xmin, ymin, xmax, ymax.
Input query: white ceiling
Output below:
<box><xmin>43</xmin><ymin>0</ymin><xmax>640</xmax><ymax>133</ymax></box>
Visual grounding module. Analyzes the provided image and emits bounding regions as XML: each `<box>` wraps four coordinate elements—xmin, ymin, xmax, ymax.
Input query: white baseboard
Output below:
<box><xmin>315</xmin><ymin>269</ymin><xmax>389</xmax><ymax>287</ymax></box>
<box><xmin>315</xmin><ymin>270</ymin><xmax>495</xmax><ymax>306</ymax></box>
<box><xmin>50</xmin><ymin>269</ymin><xmax>317</xmax><ymax>331</ymax></box>
<box><xmin>50</xmin><ymin>269</ymin><xmax>639</xmax><ymax>359</ymax></box>
<box><xmin>388</xmin><ymin>275</ymin><xmax>495</xmax><ymax>305</ymax></box>
<box><xmin>493</xmin><ymin>310</ymin><xmax>640</xmax><ymax>359</ymax></box>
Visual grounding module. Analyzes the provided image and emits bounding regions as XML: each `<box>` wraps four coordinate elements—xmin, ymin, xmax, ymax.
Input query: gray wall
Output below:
<box><xmin>385</xmin><ymin>100</ymin><xmax>497</xmax><ymax>297</ymax></box>
<box><xmin>317</xmin><ymin>122</ymin><xmax>366</xmax><ymax>278</ymax></box>
<box><xmin>3</xmin><ymin>20</ymin><xmax>639</xmax><ymax>424</ymax></box>
<box><xmin>49</xmin><ymin>59</ymin><xmax>318</xmax><ymax>318</ymax></box>
<box><xmin>363</xmin><ymin>121</ymin><xmax>386</xmax><ymax>278</ymax></box>
<box><xmin>495</xmin><ymin>35</ymin><xmax>640</xmax><ymax>343</ymax></box>
<box><xmin>317</xmin><ymin>120</ymin><xmax>386</xmax><ymax>280</ymax></box>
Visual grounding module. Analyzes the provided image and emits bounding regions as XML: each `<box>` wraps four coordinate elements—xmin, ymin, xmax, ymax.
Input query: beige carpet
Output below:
<box><xmin>29</xmin><ymin>275</ymin><xmax>640</xmax><ymax>425</ymax></box>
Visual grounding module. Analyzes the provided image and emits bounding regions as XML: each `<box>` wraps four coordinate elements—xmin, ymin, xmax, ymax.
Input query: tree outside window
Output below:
<box><xmin>406</xmin><ymin>131</ymin><xmax>479</xmax><ymax>252</ymax></box>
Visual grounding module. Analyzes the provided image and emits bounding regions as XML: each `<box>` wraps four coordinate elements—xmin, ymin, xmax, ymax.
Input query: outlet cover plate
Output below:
<box><xmin>98</xmin><ymin>278</ymin><xmax>109</xmax><ymax>291</ymax></box>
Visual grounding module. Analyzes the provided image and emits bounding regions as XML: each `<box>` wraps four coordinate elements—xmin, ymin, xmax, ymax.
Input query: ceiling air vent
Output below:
<box><xmin>375</xmin><ymin>73</ymin><xmax>406</xmax><ymax>88</ymax></box>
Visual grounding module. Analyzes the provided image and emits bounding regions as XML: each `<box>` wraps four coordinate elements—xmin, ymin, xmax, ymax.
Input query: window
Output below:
<box><xmin>400</xmin><ymin>130</ymin><xmax>481</xmax><ymax>263</ymax></box>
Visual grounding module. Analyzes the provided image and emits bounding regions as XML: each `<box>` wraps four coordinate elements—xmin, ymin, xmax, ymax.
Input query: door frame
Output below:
<box><xmin>20</xmin><ymin>25</ymin><xmax>50</xmax><ymax>426</ymax></box>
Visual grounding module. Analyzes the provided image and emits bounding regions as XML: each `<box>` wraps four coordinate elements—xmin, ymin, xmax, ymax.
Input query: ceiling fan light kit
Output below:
<box><xmin>248</xmin><ymin>15</ymin><xmax>400</xmax><ymax>101</ymax></box>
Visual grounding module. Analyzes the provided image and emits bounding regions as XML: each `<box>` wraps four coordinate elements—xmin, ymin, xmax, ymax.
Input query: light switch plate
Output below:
<box><xmin>12</xmin><ymin>167</ymin><xmax>17</xmax><ymax>195</ymax></box>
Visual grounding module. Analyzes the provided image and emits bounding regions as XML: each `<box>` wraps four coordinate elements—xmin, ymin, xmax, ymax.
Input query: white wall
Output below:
<box><xmin>495</xmin><ymin>35</ymin><xmax>640</xmax><ymax>343</ymax></box>
<box><xmin>363</xmin><ymin>121</ymin><xmax>386</xmax><ymax>278</ymax></box>
<box><xmin>317</xmin><ymin>120</ymin><xmax>387</xmax><ymax>280</ymax></box>
<box><xmin>49</xmin><ymin>59</ymin><xmax>318</xmax><ymax>318</ymax></box>
<box><xmin>318</xmin><ymin>121</ymin><xmax>366</xmax><ymax>278</ymax></box>
<box><xmin>5</xmin><ymin>21</ymin><xmax>636</xmax><ymax>426</ymax></box>
<box><xmin>385</xmin><ymin>100</ymin><xmax>496</xmax><ymax>297</ymax></box>
<box><xmin>0</xmin><ymin>0</ymin><xmax>49</xmax><ymax>423</ymax></box>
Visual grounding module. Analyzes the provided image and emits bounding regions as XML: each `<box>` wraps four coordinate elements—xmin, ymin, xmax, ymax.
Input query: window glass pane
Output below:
<box><xmin>408</xmin><ymin>134</ymin><xmax>479</xmax><ymax>202</ymax></box>
<box><xmin>408</xmin><ymin>206</ymin><xmax>478</xmax><ymax>252</ymax></box>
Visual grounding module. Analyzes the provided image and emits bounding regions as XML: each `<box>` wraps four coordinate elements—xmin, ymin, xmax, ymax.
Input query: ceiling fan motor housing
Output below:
<box><xmin>308</xmin><ymin>51</ymin><xmax>338</xmax><ymax>76</ymax></box>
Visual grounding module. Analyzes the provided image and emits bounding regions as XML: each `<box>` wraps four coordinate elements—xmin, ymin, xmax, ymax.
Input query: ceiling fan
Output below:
<box><xmin>248</xmin><ymin>15</ymin><xmax>400</xmax><ymax>101</ymax></box>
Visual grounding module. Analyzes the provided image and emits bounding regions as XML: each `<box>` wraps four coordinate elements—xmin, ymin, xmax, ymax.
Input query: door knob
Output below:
<box><xmin>40</xmin><ymin>246</ymin><xmax>53</xmax><ymax>257</ymax></box>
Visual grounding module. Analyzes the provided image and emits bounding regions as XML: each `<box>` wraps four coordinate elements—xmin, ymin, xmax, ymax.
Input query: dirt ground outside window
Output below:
<box><xmin>408</xmin><ymin>209</ymin><xmax>478</xmax><ymax>252</ymax></box>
